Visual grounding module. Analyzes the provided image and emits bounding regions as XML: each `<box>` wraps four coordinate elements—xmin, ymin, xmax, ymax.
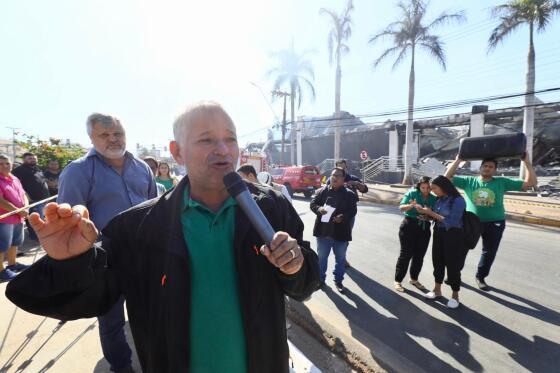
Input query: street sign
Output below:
<box><xmin>360</xmin><ymin>150</ymin><xmax>368</xmax><ymax>161</ymax></box>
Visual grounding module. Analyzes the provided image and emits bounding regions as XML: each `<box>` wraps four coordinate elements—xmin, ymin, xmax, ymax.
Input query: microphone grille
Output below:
<box><xmin>223</xmin><ymin>172</ymin><xmax>247</xmax><ymax>197</ymax></box>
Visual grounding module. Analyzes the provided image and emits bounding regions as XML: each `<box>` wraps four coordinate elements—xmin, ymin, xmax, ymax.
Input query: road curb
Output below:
<box><xmin>359</xmin><ymin>196</ymin><xmax>560</xmax><ymax>228</ymax></box>
<box><xmin>286</xmin><ymin>299</ymin><xmax>427</xmax><ymax>373</ymax></box>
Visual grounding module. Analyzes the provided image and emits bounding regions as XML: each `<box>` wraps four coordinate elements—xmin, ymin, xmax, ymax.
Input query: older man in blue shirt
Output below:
<box><xmin>57</xmin><ymin>113</ymin><xmax>156</xmax><ymax>373</ymax></box>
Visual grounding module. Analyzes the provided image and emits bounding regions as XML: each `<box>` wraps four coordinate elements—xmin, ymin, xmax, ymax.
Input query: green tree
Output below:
<box><xmin>369</xmin><ymin>0</ymin><xmax>465</xmax><ymax>184</ymax></box>
<box><xmin>268</xmin><ymin>41</ymin><xmax>316</xmax><ymax>165</ymax></box>
<box><xmin>320</xmin><ymin>0</ymin><xmax>354</xmax><ymax>161</ymax></box>
<box><xmin>488</xmin><ymin>0</ymin><xmax>560</xmax><ymax>178</ymax></box>
<box><xmin>16</xmin><ymin>134</ymin><xmax>87</xmax><ymax>168</ymax></box>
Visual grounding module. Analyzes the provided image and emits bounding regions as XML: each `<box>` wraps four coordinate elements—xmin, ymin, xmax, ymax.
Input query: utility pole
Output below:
<box><xmin>272</xmin><ymin>89</ymin><xmax>290</xmax><ymax>165</ymax></box>
<box><xmin>6</xmin><ymin>127</ymin><xmax>20</xmax><ymax>163</ymax></box>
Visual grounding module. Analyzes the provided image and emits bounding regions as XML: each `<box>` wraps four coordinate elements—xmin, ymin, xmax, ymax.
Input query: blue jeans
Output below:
<box><xmin>317</xmin><ymin>237</ymin><xmax>349</xmax><ymax>284</ymax></box>
<box><xmin>98</xmin><ymin>296</ymin><xmax>132</xmax><ymax>371</ymax></box>
<box><xmin>476</xmin><ymin>220</ymin><xmax>506</xmax><ymax>280</ymax></box>
<box><xmin>0</xmin><ymin>223</ymin><xmax>24</xmax><ymax>252</ymax></box>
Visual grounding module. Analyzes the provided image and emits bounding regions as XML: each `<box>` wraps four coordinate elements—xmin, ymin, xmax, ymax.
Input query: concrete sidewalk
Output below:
<box><xmin>361</xmin><ymin>183</ymin><xmax>560</xmax><ymax>228</ymax></box>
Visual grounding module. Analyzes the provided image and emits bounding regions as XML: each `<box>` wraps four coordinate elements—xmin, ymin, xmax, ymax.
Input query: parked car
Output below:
<box><xmin>270</xmin><ymin>165</ymin><xmax>322</xmax><ymax>198</ymax></box>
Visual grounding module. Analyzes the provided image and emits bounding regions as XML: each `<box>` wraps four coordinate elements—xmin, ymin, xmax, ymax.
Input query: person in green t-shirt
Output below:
<box><xmin>445</xmin><ymin>152</ymin><xmax>537</xmax><ymax>290</ymax></box>
<box><xmin>155</xmin><ymin>161</ymin><xmax>178</xmax><ymax>191</ymax></box>
<box><xmin>394</xmin><ymin>176</ymin><xmax>436</xmax><ymax>293</ymax></box>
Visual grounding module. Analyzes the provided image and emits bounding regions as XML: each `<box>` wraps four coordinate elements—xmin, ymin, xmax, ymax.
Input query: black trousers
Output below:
<box><xmin>395</xmin><ymin>217</ymin><xmax>431</xmax><ymax>282</ymax></box>
<box><xmin>432</xmin><ymin>227</ymin><xmax>469</xmax><ymax>291</ymax></box>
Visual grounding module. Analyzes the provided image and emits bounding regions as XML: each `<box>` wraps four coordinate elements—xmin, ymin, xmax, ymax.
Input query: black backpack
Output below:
<box><xmin>463</xmin><ymin>211</ymin><xmax>481</xmax><ymax>250</ymax></box>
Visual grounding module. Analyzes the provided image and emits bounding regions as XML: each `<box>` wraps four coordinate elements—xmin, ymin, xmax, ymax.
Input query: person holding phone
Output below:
<box><xmin>394</xmin><ymin>176</ymin><xmax>436</xmax><ymax>292</ymax></box>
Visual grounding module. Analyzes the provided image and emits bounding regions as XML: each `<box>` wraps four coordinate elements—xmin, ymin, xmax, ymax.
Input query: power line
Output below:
<box><xmin>293</xmin><ymin>87</ymin><xmax>560</xmax><ymax>125</ymax></box>
<box><xmin>240</xmin><ymin>100</ymin><xmax>560</xmax><ymax>138</ymax></box>
<box><xmin>303</xmin><ymin>100</ymin><xmax>560</xmax><ymax>130</ymax></box>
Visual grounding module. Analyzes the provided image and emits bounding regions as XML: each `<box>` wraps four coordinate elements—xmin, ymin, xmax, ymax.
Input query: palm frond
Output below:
<box><xmin>321</xmin><ymin>0</ymin><xmax>353</xmax><ymax>66</ymax></box>
<box><xmin>343</xmin><ymin>0</ymin><xmax>354</xmax><ymax>19</ymax></box>
<box><xmin>535</xmin><ymin>1</ymin><xmax>560</xmax><ymax>31</ymax></box>
<box><xmin>419</xmin><ymin>38</ymin><xmax>447</xmax><ymax>70</ymax></box>
<box><xmin>490</xmin><ymin>3</ymin><xmax>518</xmax><ymax>18</ymax></box>
<box><xmin>300</xmin><ymin>76</ymin><xmax>316</xmax><ymax>103</ymax></box>
<box><xmin>268</xmin><ymin>41</ymin><xmax>315</xmax><ymax>108</ymax></box>
<box><xmin>369</xmin><ymin>27</ymin><xmax>400</xmax><ymax>45</ymax></box>
<box><xmin>273</xmin><ymin>75</ymin><xmax>289</xmax><ymax>90</ymax></box>
<box><xmin>488</xmin><ymin>16</ymin><xmax>523</xmax><ymax>51</ymax></box>
<box><xmin>373</xmin><ymin>45</ymin><xmax>406</xmax><ymax>68</ymax></box>
<box><xmin>427</xmin><ymin>10</ymin><xmax>466</xmax><ymax>29</ymax></box>
<box><xmin>391</xmin><ymin>46</ymin><xmax>411</xmax><ymax>71</ymax></box>
<box><xmin>370</xmin><ymin>0</ymin><xmax>464</xmax><ymax>75</ymax></box>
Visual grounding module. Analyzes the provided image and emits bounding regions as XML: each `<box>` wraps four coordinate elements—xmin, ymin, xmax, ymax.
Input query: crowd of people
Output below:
<box><xmin>392</xmin><ymin>154</ymin><xmax>537</xmax><ymax>308</ymax></box>
<box><xmin>0</xmin><ymin>100</ymin><xmax>539</xmax><ymax>372</ymax></box>
<box><xmin>0</xmin><ymin>152</ymin><xmax>61</xmax><ymax>281</ymax></box>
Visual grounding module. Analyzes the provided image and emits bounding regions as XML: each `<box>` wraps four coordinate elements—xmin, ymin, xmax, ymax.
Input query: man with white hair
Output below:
<box><xmin>54</xmin><ymin>113</ymin><xmax>157</xmax><ymax>373</ymax></box>
<box><xmin>6</xmin><ymin>102</ymin><xmax>319</xmax><ymax>373</ymax></box>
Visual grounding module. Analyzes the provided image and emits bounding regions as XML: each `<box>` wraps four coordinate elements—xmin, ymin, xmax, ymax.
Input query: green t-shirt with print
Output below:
<box><xmin>453</xmin><ymin>176</ymin><xmax>524</xmax><ymax>222</ymax></box>
<box><xmin>400</xmin><ymin>189</ymin><xmax>437</xmax><ymax>219</ymax></box>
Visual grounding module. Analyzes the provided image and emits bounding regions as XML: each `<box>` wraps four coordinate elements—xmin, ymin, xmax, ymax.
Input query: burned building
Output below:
<box><xmin>261</xmin><ymin>102</ymin><xmax>560</xmax><ymax>169</ymax></box>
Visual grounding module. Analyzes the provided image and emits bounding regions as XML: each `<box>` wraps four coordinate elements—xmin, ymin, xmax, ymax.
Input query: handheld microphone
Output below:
<box><xmin>223</xmin><ymin>172</ymin><xmax>275</xmax><ymax>247</ymax></box>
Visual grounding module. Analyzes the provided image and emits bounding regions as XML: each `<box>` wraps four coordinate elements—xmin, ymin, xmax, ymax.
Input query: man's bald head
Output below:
<box><xmin>173</xmin><ymin>101</ymin><xmax>235</xmax><ymax>146</ymax></box>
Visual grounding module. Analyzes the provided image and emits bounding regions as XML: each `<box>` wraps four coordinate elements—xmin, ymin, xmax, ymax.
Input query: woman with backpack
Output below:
<box><xmin>394</xmin><ymin>176</ymin><xmax>436</xmax><ymax>293</ymax></box>
<box><xmin>414</xmin><ymin>175</ymin><xmax>467</xmax><ymax>309</ymax></box>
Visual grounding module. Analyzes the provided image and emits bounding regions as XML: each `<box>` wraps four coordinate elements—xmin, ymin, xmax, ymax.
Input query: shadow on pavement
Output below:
<box><xmin>0</xmin><ymin>316</ymin><xmax>48</xmax><ymax>372</ymax></box>
<box><xmin>1</xmin><ymin>320</ymin><xmax>66</xmax><ymax>373</ymax></box>
<box><xmin>36</xmin><ymin>320</ymin><xmax>96</xmax><ymax>373</ymax></box>
<box><xmin>411</xmin><ymin>287</ymin><xmax>560</xmax><ymax>373</ymax></box>
<box><xmin>461</xmin><ymin>283</ymin><xmax>560</xmax><ymax>327</ymax></box>
<box><xmin>286</xmin><ymin>298</ymin><xmax>381</xmax><ymax>373</ymax></box>
<box><xmin>333</xmin><ymin>269</ymin><xmax>482</xmax><ymax>372</ymax></box>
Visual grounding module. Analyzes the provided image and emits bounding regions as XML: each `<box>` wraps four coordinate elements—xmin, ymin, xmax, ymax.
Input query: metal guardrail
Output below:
<box><xmin>361</xmin><ymin>156</ymin><xmax>404</xmax><ymax>183</ymax></box>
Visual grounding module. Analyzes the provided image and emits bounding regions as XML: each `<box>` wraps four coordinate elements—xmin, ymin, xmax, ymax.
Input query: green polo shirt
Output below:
<box><xmin>453</xmin><ymin>176</ymin><xmax>524</xmax><ymax>222</ymax></box>
<box><xmin>181</xmin><ymin>187</ymin><xmax>247</xmax><ymax>373</ymax></box>
<box><xmin>400</xmin><ymin>189</ymin><xmax>437</xmax><ymax>218</ymax></box>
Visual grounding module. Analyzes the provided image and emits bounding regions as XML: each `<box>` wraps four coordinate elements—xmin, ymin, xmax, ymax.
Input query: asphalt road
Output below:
<box><xmin>291</xmin><ymin>196</ymin><xmax>560</xmax><ymax>373</ymax></box>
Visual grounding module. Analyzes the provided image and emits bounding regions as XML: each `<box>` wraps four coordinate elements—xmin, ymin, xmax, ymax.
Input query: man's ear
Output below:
<box><xmin>170</xmin><ymin>141</ymin><xmax>185</xmax><ymax>165</ymax></box>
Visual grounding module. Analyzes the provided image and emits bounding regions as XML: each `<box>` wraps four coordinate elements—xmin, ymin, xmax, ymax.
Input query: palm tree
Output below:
<box><xmin>320</xmin><ymin>0</ymin><xmax>354</xmax><ymax>161</ymax></box>
<box><xmin>268</xmin><ymin>41</ymin><xmax>316</xmax><ymax>165</ymax></box>
<box><xmin>369</xmin><ymin>0</ymin><xmax>465</xmax><ymax>184</ymax></box>
<box><xmin>488</xmin><ymin>0</ymin><xmax>560</xmax><ymax>178</ymax></box>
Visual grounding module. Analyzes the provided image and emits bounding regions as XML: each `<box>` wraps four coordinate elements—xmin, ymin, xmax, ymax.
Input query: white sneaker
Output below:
<box><xmin>447</xmin><ymin>298</ymin><xmax>460</xmax><ymax>309</ymax></box>
<box><xmin>424</xmin><ymin>291</ymin><xmax>437</xmax><ymax>300</ymax></box>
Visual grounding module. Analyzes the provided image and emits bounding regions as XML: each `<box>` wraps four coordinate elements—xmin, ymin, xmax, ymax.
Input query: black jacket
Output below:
<box><xmin>6</xmin><ymin>177</ymin><xmax>319</xmax><ymax>373</ymax></box>
<box><xmin>310</xmin><ymin>185</ymin><xmax>358</xmax><ymax>241</ymax></box>
<box><xmin>12</xmin><ymin>164</ymin><xmax>50</xmax><ymax>201</ymax></box>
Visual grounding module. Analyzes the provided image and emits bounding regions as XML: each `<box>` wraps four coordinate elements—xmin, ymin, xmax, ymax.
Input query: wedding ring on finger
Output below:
<box><xmin>289</xmin><ymin>248</ymin><xmax>296</xmax><ymax>259</ymax></box>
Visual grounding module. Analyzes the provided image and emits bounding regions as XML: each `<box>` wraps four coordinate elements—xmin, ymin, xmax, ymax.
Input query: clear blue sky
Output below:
<box><xmin>1</xmin><ymin>0</ymin><xmax>559</xmax><ymax>152</ymax></box>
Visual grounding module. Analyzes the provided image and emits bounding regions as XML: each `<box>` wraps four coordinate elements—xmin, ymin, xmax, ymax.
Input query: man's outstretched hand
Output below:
<box><xmin>28</xmin><ymin>202</ymin><xmax>99</xmax><ymax>260</ymax></box>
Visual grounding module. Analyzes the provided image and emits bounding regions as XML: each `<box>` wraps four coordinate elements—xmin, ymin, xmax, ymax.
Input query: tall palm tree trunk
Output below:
<box><xmin>403</xmin><ymin>46</ymin><xmax>416</xmax><ymax>184</ymax></box>
<box><xmin>334</xmin><ymin>58</ymin><xmax>342</xmax><ymax>161</ymax></box>
<box><xmin>290</xmin><ymin>85</ymin><xmax>296</xmax><ymax>165</ymax></box>
<box><xmin>521</xmin><ymin>22</ymin><xmax>535</xmax><ymax>179</ymax></box>
<box><xmin>281</xmin><ymin>94</ymin><xmax>287</xmax><ymax>165</ymax></box>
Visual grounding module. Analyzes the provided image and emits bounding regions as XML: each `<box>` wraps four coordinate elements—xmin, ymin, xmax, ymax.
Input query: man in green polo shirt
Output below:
<box><xmin>7</xmin><ymin>101</ymin><xmax>319</xmax><ymax>373</ymax></box>
<box><xmin>445</xmin><ymin>152</ymin><xmax>537</xmax><ymax>289</ymax></box>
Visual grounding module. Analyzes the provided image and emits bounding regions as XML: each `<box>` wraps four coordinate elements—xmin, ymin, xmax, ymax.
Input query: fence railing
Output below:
<box><xmin>361</xmin><ymin>156</ymin><xmax>405</xmax><ymax>183</ymax></box>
